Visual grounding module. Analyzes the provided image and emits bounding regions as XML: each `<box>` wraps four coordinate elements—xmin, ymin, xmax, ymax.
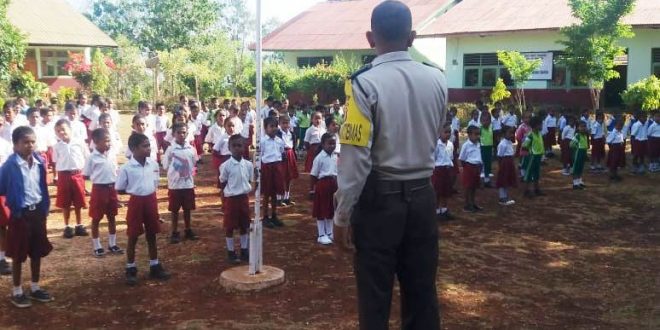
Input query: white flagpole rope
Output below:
<box><xmin>249</xmin><ymin>0</ymin><xmax>263</xmax><ymax>275</ymax></box>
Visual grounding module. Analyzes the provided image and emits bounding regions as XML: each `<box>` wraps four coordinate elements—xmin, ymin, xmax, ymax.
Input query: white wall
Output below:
<box><xmin>443</xmin><ymin>28</ymin><xmax>660</xmax><ymax>89</ymax></box>
<box><xmin>412</xmin><ymin>37</ymin><xmax>446</xmax><ymax>68</ymax></box>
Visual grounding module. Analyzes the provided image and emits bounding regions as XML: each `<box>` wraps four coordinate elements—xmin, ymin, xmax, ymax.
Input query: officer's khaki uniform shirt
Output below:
<box><xmin>334</xmin><ymin>51</ymin><xmax>448</xmax><ymax>227</ymax></box>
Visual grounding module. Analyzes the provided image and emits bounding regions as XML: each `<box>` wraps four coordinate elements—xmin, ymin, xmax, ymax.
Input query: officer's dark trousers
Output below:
<box><xmin>351</xmin><ymin>176</ymin><xmax>440</xmax><ymax>330</ymax></box>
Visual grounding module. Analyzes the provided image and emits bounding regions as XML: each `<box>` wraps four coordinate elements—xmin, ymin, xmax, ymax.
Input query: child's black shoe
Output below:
<box><xmin>75</xmin><ymin>225</ymin><xmax>89</xmax><ymax>236</ymax></box>
<box><xmin>108</xmin><ymin>245</ymin><xmax>124</xmax><ymax>254</ymax></box>
<box><xmin>63</xmin><ymin>226</ymin><xmax>74</xmax><ymax>239</ymax></box>
<box><xmin>93</xmin><ymin>248</ymin><xmax>105</xmax><ymax>257</ymax></box>
<box><xmin>10</xmin><ymin>294</ymin><xmax>31</xmax><ymax>308</ymax></box>
<box><xmin>29</xmin><ymin>289</ymin><xmax>53</xmax><ymax>303</ymax></box>
<box><xmin>263</xmin><ymin>217</ymin><xmax>275</xmax><ymax>229</ymax></box>
<box><xmin>240</xmin><ymin>248</ymin><xmax>249</xmax><ymax>262</ymax></box>
<box><xmin>149</xmin><ymin>264</ymin><xmax>171</xmax><ymax>281</ymax></box>
<box><xmin>573</xmin><ymin>185</ymin><xmax>583</xmax><ymax>190</ymax></box>
<box><xmin>227</xmin><ymin>251</ymin><xmax>241</xmax><ymax>264</ymax></box>
<box><xmin>184</xmin><ymin>229</ymin><xmax>198</xmax><ymax>241</ymax></box>
<box><xmin>284</xmin><ymin>199</ymin><xmax>296</xmax><ymax>206</ymax></box>
<box><xmin>125</xmin><ymin>267</ymin><xmax>138</xmax><ymax>286</ymax></box>
<box><xmin>170</xmin><ymin>231</ymin><xmax>181</xmax><ymax>244</ymax></box>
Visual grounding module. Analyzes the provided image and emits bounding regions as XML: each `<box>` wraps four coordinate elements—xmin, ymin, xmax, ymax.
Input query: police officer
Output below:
<box><xmin>333</xmin><ymin>1</ymin><xmax>447</xmax><ymax>329</ymax></box>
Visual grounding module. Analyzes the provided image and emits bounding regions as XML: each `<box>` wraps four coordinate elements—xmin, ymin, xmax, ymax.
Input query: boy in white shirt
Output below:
<box><xmin>63</xmin><ymin>103</ymin><xmax>88</xmax><ymax>142</ymax></box>
<box><xmin>543</xmin><ymin>109</ymin><xmax>557</xmax><ymax>157</ymax></box>
<box><xmin>83</xmin><ymin>128</ymin><xmax>123</xmax><ymax>257</ymax></box>
<box><xmin>432</xmin><ymin>125</ymin><xmax>455</xmax><ymax>221</ymax></box>
<box><xmin>153</xmin><ymin>103</ymin><xmax>170</xmax><ymax>164</ymax></box>
<box><xmin>162</xmin><ymin>123</ymin><xmax>199</xmax><ymax>244</ymax></box>
<box><xmin>459</xmin><ymin>126</ymin><xmax>483</xmax><ymax>213</ymax></box>
<box><xmin>260</xmin><ymin>117</ymin><xmax>286</xmax><ymax>229</ymax></box>
<box><xmin>630</xmin><ymin>112</ymin><xmax>649</xmax><ymax>174</ymax></box>
<box><xmin>648</xmin><ymin>111</ymin><xmax>660</xmax><ymax>173</ymax></box>
<box><xmin>53</xmin><ymin>119</ymin><xmax>89</xmax><ymax>239</ymax></box>
<box><xmin>219</xmin><ymin>135</ymin><xmax>254</xmax><ymax>264</ymax></box>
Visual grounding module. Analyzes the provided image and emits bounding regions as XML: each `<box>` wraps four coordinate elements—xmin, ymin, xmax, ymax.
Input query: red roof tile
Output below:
<box><xmin>262</xmin><ymin>0</ymin><xmax>452</xmax><ymax>51</ymax></box>
<box><xmin>420</xmin><ymin>0</ymin><xmax>660</xmax><ymax>37</ymax></box>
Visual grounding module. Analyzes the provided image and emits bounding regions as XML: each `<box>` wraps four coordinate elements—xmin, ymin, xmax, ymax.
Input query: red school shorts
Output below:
<box><xmin>607</xmin><ymin>143</ymin><xmax>625</xmax><ymax>171</ymax></box>
<box><xmin>304</xmin><ymin>143</ymin><xmax>320</xmax><ymax>172</ymax></box>
<box><xmin>432</xmin><ymin>166</ymin><xmax>453</xmax><ymax>198</ymax></box>
<box><xmin>125</xmin><ymin>193</ymin><xmax>161</xmax><ymax>238</ymax></box>
<box><xmin>462</xmin><ymin>162</ymin><xmax>481</xmax><ymax>190</ymax></box>
<box><xmin>591</xmin><ymin>137</ymin><xmax>605</xmax><ymax>160</ymax></box>
<box><xmin>281</xmin><ymin>148</ymin><xmax>299</xmax><ymax>185</ymax></box>
<box><xmin>89</xmin><ymin>184</ymin><xmax>119</xmax><ymax>219</ymax></box>
<box><xmin>6</xmin><ymin>209</ymin><xmax>53</xmax><ymax>263</ymax></box>
<box><xmin>631</xmin><ymin>139</ymin><xmax>647</xmax><ymax>158</ymax></box>
<box><xmin>560</xmin><ymin>139</ymin><xmax>572</xmax><ymax>166</ymax></box>
<box><xmin>261</xmin><ymin>161</ymin><xmax>284</xmax><ymax>197</ymax></box>
<box><xmin>544</xmin><ymin>127</ymin><xmax>557</xmax><ymax>148</ymax></box>
<box><xmin>649</xmin><ymin>136</ymin><xmax>660</xmax><ymax>159</ymax></box>
<box><xmin>312</xmin><ymin>176</ymin><xmax>337</xmax><ymax>219</ymax></box>
<box><xmin>496</xmin><ymin>156</ymin><xmax>518</xmax><ymax>188</ymax></box>
<box><xmin>56</xmin><ymin>170</ymin><xmax>87</xmax><ymax>209</ymax></box>
<box><xmin>223</xmin><ymin>194</ymin><xmax>250</xmax><ymax>237</ymax></box>
<box><xmin>0</xmin><ymin>196</ymin><xmax>10</xmax><ymax>226</ymax></box>
<box><xmin>168</xmin><ymin>188</ymin><xmax>196</xmax><ymax>212</ymax></box>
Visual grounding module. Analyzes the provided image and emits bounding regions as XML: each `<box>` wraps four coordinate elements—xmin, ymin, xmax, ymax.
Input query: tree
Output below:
<box><xmin>558</xmin><ymin>0</ymin><xmax>635</xmax><ymax>109</ymax></box>
<box><xmin>219</xmin><ymin>0</ymin><xmax>255</xmax><ymax>96</ymax></box>
<box><xmin>621</xmin><ymin>76</ymin><xmax>660</xmax><ymax>111</ymax></box>
<box><xmin>0</xmin><ymin>0</ymin><xmax>27</xmax><ymax>92</ymax></box>
<box><xmin>490</xmin><ymin>78</ymin><xmax>511</xmax><ymax>105</ymax></box>
<box><xmin>497</xmin><ymin>51</ymin><xmax>541</xmax><ymax>112</ymax></box>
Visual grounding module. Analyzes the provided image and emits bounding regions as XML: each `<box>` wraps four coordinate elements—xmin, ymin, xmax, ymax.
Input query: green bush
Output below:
<box><xmin>0</xmin><ymin>97</ymin><xmax>4</xmax><ymax>110</ymax></box>
<box><xmin>621</xmin><ymin>76</ymin><xmax>660</xmax><ymax>111</ymax></box>
<box><xmin>9</xmin><ymin>71</ymin><xmax>49</xmax><ymax>103</ymax></box>
<box><xmin>490</xmin><ymin>78</ymin><xmax>511</xmax><ymax>105</ymax></box>
<box><xmin>56</xmin><ymin>86</ymin><xmax>76</xmax><ymax>106</ymax></box>
<box><xmin>294</xmin><ymin>64</ymin><xmax>346</xmax><ymax>104</ymax></box>
<box><xmin>449</xmin><ymin>102</ymin><xmax>478</xmax><ymax>126</ymax></box>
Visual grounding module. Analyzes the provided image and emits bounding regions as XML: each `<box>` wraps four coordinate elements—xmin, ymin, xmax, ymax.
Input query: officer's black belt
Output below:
<box><xmin>367</xmin><ymin>176</ymin><xmax>430</xmax><ymax>195</ymax></box>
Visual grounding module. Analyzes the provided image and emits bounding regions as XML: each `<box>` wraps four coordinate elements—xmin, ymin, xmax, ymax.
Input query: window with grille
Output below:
<box><xmin>462</xmin><ymin>53</ymin><xmax>511</xmax><ymax>88</ymax></box>
<box><xmin>653</xmin><ymin>48</ymin><xmax>660</xmax><ymax>77</ymax></box>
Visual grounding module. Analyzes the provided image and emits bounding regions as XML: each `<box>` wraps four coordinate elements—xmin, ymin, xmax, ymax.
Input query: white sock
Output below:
<box><xmin>317</xmin><ymin>220</ymin><xmax>325</xmax><ymax>237</ymax></box>
<box><xmin>149</xmin><ymin>259</ymin><xmax>159</xmax><ymax>266</ymax></box>
<box><xmin>276</xmin><ymin>194</ymin><xmax>282</xmax><ymax>201</ymax></box>
<box><xmin>573</xmin><ymin>179</ymin><xmax>580</xmax><ymax>185</ymax></box>
<box><xmin>440</xmin><ymin>207</ymin><xmax>448</xmax><ymax>214</ymax></box>
<box><xmin>0</xmin><ymin>250</ymin><xmax>5</xmax><ymax>260</ymax></box>
<box><xmin>92</xmin><ymin>238</ymin><xmax>102</xmax><ymax>250</ymax></box>
<box><xmin>579</xmin><ymin>178</ymin><xmax>584</xmax><ymax>184</ymax></box>
<box><xmin>126</xmin><ymin>262</ymin><xmax>136</xmax><ymax>268</ymax></box>
<box><xmin>30</xmin><ymin>282</ymin><xmax>40</xmax><ymax>293</ymax></box>
<box><xmin>484</xmin><ymin>177</ymin><xmax>491</xmax><ymax>183</ymax></box>
<box><xmin>240</xmin><ymin>234</ymin><xmax>248</xmax><ymax>249</ymax></box>
<box><xmin>226</xmin><ymin>237</ymin><xmax>235</xmax><ymax>251</ymax></box>
<box><xmin>498</xmin><ymin>188</ymin><xmax>507</xmax><ymax>199</ymax></box>
<box><xmin>324</xmin><ymin>219</ymin><xmax>334</xmax><ymax>237</ymax></box>
<box><xmin>284</xmin><ymin>191</ymin><xmax>290</xmax><ymax>200</ymax></box>
<box><xmin>12</xmin><ymin>286</ymin><xmax>22</xmax><ymax>296</ymax></box>
<box><xmin>109</xmin><ymin>234</ymin><xmax>117</xmax><ymax>247</ymax></box>
<box><xmin>436</xmin><ymin>208</ymin><xmax>441</xmax><ymax>215</ymax></box>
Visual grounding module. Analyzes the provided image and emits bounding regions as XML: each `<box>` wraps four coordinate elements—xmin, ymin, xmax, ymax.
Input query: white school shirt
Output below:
<box><xmin>433</xmin><ymin>139</ymin><xmax>454</xmax><ymax>167</ymax></box>
<box><xmin>204</xmin><ymin>123</ymin><xmax>225</xmax><ymax>144</ymax></box>
<box><xmin>260</xmin><ymin>135</ymin><xmax>285</xmax><ymax>164</ymax></box>
<box><xmin>125</xmin><ymin>132</ymin><xmax>158</xmax><ymax>160</ymax></box>
<box><xmin>503</xmin><ymin>113</ymin><xmax>518</xmax><ymax>127</ymax></box>
<box><xmin>334</xmin><ymin>132</ymin><xmax>341</xmax><ymax>155</ymax></box>
<box><xmin>164</xmin><ymin>123</ymin><xmax>196</xmax><ymax>146</ymax></box>
<box><xmin>0</xmin><ymin>139</ymin><xmax>12</xmax><ymax>166</ymax></box>
<box><xmin>219</xmin><ymin>157</ymin><xmax>253</xmax><ymax>197</ymax></box>
<box><xmin>290</xmin><ymin>116</ymin><xmax>299</xmax><ymax>128</ymax></box>
<box><xmin>310</xmin><ymin>151</ymin><xmax>338</xmax><ymax>179</ymax></box>
<box><xmin>240</xmin><ymin>118</ymin><xmax>250</xmax><ymax>139</ymax></box>
<box><xmin>154</xmin><ymin>114</ymin><xmax>170</xmax><ymax>133</ymax></box>
<box><xmin>199</xmin><ymin>110</ymin><xmax>210</xmax><ymax>127</ymax></box>
<box><xmin>115</xmin><ymin>157</ymin><xmax>159</xmax><ymax>196</ymax></box>
<box><xmin>90</xmin><ymin>130</ymin><xmax>122</xmax><ymax>158</ymax></box>
<box><xmin>467</xmin><ymin>119</ymin><xmax>481</xmax><ymax>129</ymax></box>
<box><xmin>40</xmin><ymin>121</ymin><xmax>58</xmax><ymax>148</ymax></box>
<box><xmin>230</xmin><ymin>116</ymin><xmax>244</xmax><ymax>136</ymax></box>
<box><xmin>562</xmin><ymin>125</ymin><xmax>575</xmax><ymax>140</ymax></box>
<box><xmin>497</xmin><ymin>138</ymin><xmax>515</xmax><ymax>157</ymax></box>
<box><xmin>17</xmin><ymin>156</ymin><xmax>42</xmax><ymax>206</ymax></box>
<box><xmin>192</xmin><ymin>115</ymin><xmax>204</xmax><ymax>135</ymax></box>
<box><xmin>88</xmin><ymin>111</ymin><xmax>118</xmax><ymax>132</ymax></box>
<box><xmin>459</xmin><ymin>140</ymin><xmax>482</xmax><ymax>165</ymax></box>
<box><xmin>0</xmin><ymin>119</ymin><xmax>26</xmax><ymax>142</ymax></box>
<box><xmin>451</xmin><ymin>117</ymin><xmax>460</xmax><ymax>133</ymax></box>
<box><xmin>304</xmin><ymin>125</ymin><xmax>325</xmax><ymax>144</ymax></box>
<box><xmin>606</xmin><ymin>129</ymin><xmax>624</xmax><ymax>144</ymax></box>
<box><xmin>212</xmin><ymin>133</ymin><xmax>231</xmax><ymax>155</ymax></box>
<box><xmin>145</xmin><ymin>114</ymin><xmax>156</xmax><ymax>135</ymax></box>
<box><xmin>65</xmin><ymin>118</ymin><xmax>88</xmax><ymax>141</ymax></box>
<box><xmin>631</xmin><ymin>121</ymin><xmax>648</xmax><ymax>141</ymax></box>
<box><xmin>544</xmin><ymin>115</ymin><xmax>557</xmax><ymax>128</ymax></box>
<box><xmin>558</xmin><ymin>116</ymin><xmax>567</xmax><ymax>131</ymax></box>
<box><xmin>491</xmin><ymin>116</ymin><xmax>502</xmax><ymax>131</ymax></box>
<box><xmin>649</xmin><ymin>121</ymin><xmax>660</xmax><ymax>138</ymax></box>
<box><xmin>29</xmin><ymin>124</ymin><xmax>49</xmax><ymax>152</ymax></box>
<box><xmin>162</xmin><ymin>142</ymin><xmax>197</xmax><ymax>190</ymax></box>
<box><xmin>53</xmin><ymin>139</ymin><xmax>88</xmax><ymax>171</ymax></box>
<box><xmin>591</xmin><ymin>121</ymin><xmax>605</xmax><ymax>139</ymax></box>
<box><xmin>82</xmin><ymin>149</ymin><xmax>117</xmax><ymax>184</ymax></box>
<box><xmin>280</xmin><ymin>129</ymin><xmax>295</xmax><ymax>149</ymax></box>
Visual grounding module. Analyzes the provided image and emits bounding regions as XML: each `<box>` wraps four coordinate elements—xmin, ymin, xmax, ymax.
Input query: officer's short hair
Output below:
<box><xmin>371</xmin><ymin>1</ymin><xmax>412</xmax><ymax>42</ymax></box>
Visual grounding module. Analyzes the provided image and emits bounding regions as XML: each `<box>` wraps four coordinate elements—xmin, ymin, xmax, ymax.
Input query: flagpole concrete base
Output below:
<box><xmin>219</xmin><ymin>265</ymin><xmax>285</xmax><ymax>292</ymax></box>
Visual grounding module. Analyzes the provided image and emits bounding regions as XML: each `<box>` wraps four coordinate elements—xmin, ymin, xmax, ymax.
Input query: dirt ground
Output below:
<box><xmin>0</xmin><ymin>114</ymin><xmax>658</xmax><ymax>329</ymax></box>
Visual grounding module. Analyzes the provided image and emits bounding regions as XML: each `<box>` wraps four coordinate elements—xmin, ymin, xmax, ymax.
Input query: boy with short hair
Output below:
<box><xmin>0</xmin><ymin>126</ymin><xmax>54</xmax><ymax>307</ymax></box>
<box><xmin>83</xmin><ymin>128</ymin><xmax>123</xmax><ymax>257</ymax></box>
<box><xmin>219</xmin><ymin>135</ymin><xmax>254</xmax><ymax>263</ymax></box>
<box><xmin>63</xmin><ymin>102</ymin><xmax>88</xmax><ymax>141</ymax></box>
<box><xmin>53</xmin><ymin>119</ymin><xmax>89</xmax><ymax>238</ymax></box>
<box><xmin>116</xmin><ymin>133</ymin><xmax>170</xmax><ymax>286</ymax></box>
<box><xmin>459</xmin><ymin>125</ymin><xmax>483</xmax><ymax>213</ymax></box>
<box><xmin>162</xmin><ymin>123</ymin><xmax>199</xmax><ymax>244</ymax></box>
<box><xmin>261</xmin><ymin>117</ymin><xmax>286</xmax><ymax>228</ymax></box>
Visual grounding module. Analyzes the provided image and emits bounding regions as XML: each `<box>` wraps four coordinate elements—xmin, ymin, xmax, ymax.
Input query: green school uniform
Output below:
<box><xmin>480</xmin><ymin>126</ymin><xmax>494</xmax><ymax>178</ymax></box>
<box><xmin>571</xmin><ymin>133</ymin><xmax>588</xmax><ymax>176</ymax></box>
<box><xmin>522</xmin><ymin>131</ymin><xmax>543</xmax><ymax>182</ymax></box>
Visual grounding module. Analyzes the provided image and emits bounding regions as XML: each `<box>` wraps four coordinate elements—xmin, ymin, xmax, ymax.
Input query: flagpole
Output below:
<box><xmin>249</xmin><ymin>0</ymin><xmax>263</xmax><ymax>275</ymax></box>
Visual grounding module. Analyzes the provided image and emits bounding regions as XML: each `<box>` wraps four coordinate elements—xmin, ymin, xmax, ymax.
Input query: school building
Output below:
<box><xmin>7</xmin><ymin>0</ymin><xmax>117</xmax><ymax>92</ymax></box>
<box><xmin>262</xmin><ymin>0</ymin><xmax>660</xmax><ymax>109</ymax></box>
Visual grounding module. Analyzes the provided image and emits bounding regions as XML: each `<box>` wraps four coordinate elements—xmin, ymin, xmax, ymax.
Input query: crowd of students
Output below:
<box><xmin>431</xmin><ymin>100</ymin><xmax>659</xmax><ymax>220</ymax></box>
<box><xmin>0</xmin><ymin>93</ymin><xmax>347</xmax><ymax>308</ymax></box>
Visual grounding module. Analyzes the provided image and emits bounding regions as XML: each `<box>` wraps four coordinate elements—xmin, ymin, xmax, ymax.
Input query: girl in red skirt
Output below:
<box><xmin>303</xmin><ymin>112</ymin><xmax>326</xmax><ymax>172</ymax></box>
<box><xmin>83</xmin><ymin>128</ymin><xmax>123</xmax><ymax>257</ymax></box>
<box><xmin>606</xmin><ymin>119</ymin><xmax>626</xmax><ymax>181</ymax></box>
<box><xmin>459</xmin><ymin>126</ymin><xmax>483</xmax><ymax>213</ymax></box>
<box><xmin>53</xmin><ymin>119</ymin><xmax>89</xmax><ymax>239</ymax></box>
<box><xmin>310</xmin><ymin>133</ymin><xmax>338</xmax><ymax>245</ymax></box>
<box><xmin>432</xmin><ymin>125</ymin><xmax>455</xmax><ymax>220</ymax></box>
<box><xmin>260</xmin><ymin>117</ymin><xmax>286</xmax><ymax>229</ymax></box>
<box><xmin>496</xmin><ymin>127</ymin><xmax>517</xmax><ymax>206</ymax></box>
<box><xmin>278</xmin><ymin>115</ymin><xmax>298</xmax><ymax>206</ymax></box>
<box><xmin>560</xmin><ymin>116</ymin><xmax>576</xmax><ymax>176</ymax></box>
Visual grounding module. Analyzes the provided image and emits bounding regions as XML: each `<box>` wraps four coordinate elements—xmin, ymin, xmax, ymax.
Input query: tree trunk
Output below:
<box><xmin>590</xmin><ymin>88</ymin><xmax>600</xmax><ymax>110</ymax></box>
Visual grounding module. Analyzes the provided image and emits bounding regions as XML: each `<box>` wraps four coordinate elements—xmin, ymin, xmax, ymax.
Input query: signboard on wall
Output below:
<box><xmin>523</xmin><ymin>52</ymin><xmax>553</xmax><ymax>80</ymax></box>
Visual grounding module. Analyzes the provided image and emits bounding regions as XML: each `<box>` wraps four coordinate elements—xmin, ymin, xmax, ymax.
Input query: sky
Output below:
<box><xmin>65</xmin><ymin>0</ymin><xmax>324</xmax><ymax>25</ymax></box>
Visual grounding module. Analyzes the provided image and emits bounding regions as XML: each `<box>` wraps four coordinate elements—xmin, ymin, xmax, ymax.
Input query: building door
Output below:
<box><xmin>603</xmin><ymin>65</ymin><xmax>627</xmax><ymax>108</ymax></box>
